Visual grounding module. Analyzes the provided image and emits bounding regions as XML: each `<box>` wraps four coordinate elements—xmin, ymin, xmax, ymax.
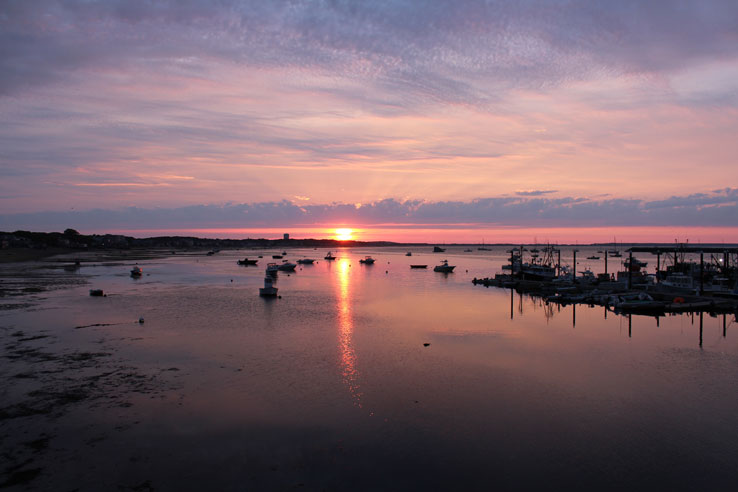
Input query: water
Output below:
<box><xmin>2</xmin><ymin>247</ymin><xmax>737</xmax><ymax>490</ymax></box>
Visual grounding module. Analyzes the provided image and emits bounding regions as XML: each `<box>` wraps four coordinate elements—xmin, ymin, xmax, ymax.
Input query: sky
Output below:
<box><xmin>1</xmin><ymin>0</ymin><xmax>738</xmax><ymax>242</ymax></box>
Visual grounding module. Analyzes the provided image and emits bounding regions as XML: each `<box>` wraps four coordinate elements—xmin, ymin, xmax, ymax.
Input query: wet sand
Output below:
<box><xmin>0</xmin><ymin>253</ymin><xmax>180</xmax><ymax>490</ymax></box>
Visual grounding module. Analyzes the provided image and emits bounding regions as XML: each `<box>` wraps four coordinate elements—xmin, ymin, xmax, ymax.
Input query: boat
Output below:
<box><xmin>277</xmin><ymin>261</ymin><xmax>296</xmax><ymax>271</ymax></box>
<box><xmin>272</xmin><ymin>254</ymin><xmax>283</xmax><ymax>259</ymax></box>
<box><xmin>282</xmin><ymin>251</ymin><xmax>287</xmax><ymax>255</ymax></box>
<box><xmin>405</xmin><ymin>252</ymin><xmax>412</xmax><ymax>256</ymax></box>
<box><xmin>433</xmin><ymin>260</ymin><xmax>455</xmax><ymax>273</ymax></box>
<box><xmin>586</xmin><ymin>256</ymin><xmax>600</xmax><ymax>260</ymax></box>
<box><xmin>296</xmin><ymin>258</ymin><xmax>315</xmax><ymax>264</ymax></box>
<box><xmin>237</xmin><ymin>258</ymin><xmax>258</xmax><ymax>265</ymax></box>
<box><xmin>259</xmin><ymin>276</ymin><xmax>278</xmax><ymax>297</ymax></box>
<box><xmin>433</xmin><ymin>246</ymin><xmax>445</xmax><ymax>253</ymax></box>
<box><xmin>130</xmin><ymin>265</ymin><xmax>142</xmax><ymax>277</ymax></box>
<box><xmin>359</xmin><ymin>256</ymin><xmax>376</xmax><ymax>264</ymax></box>
<box><xmin>266</xmin><ymin>263</ymin><xmax>279</xmax><ymax>274</ymax></box>
<box><xmin>89</xmin><ymin>289</ymin><xmax>104</xmax><ymax>297</ymax></box>
<box><xmin>624</xmin><ymin>257</ymin><xmax>648</xmax><ymax>270</ymax></box>
<box><xmin>478</xmin><ymin>239</ymin><xmax>491</xmax><ymax>251</ymax></box>
<box><xmin>609</xmin><ymin>250</ymin><xmax>622</xmax><ymax>258</ymax></box>
<box><xmin>519</xmin><ymin>263</ymin><xmax>556</xmax><ymax>281</ymax></box>
<box><xmin>410</xmin><ymin>265</ymin><xmax>428</xmax><ymax>269</ymax></box>
<box><xmin>324</xmin><ymin>252</ymin><xmax>337</xmax><ymax>260</ymax></box>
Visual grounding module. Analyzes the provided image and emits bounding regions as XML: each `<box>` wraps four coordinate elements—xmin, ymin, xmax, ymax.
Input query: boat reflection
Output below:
<box><xmin>336</xmin><ymin>258</ymin><xmax>362</xmax><ymax>408</ymax></box>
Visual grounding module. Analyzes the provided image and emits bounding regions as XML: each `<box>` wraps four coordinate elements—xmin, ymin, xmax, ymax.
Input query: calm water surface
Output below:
<box><xmin>2</xmin><ymin>246</ymin><xmax>737</xmax><ymax>490</ymax></box>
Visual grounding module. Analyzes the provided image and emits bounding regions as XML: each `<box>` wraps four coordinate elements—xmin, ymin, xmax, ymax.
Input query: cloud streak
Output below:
<box><xmin>2</xmin><ymin>190</ymin><xmax>737</xmax><ymax>232</ymax></box>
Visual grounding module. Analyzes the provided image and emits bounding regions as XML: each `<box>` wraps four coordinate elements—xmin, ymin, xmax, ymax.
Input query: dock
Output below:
<box><xmin>473</xmin><ymin>244</ymin><xmax>738</xmax><ymax>316</ymax></box>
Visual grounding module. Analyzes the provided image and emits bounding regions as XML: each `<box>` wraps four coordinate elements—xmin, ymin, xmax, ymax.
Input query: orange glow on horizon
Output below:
<box><xmin>334</xmin><ymin>228</ymin><xmax>355</xmax><ymax>241</ymax></box>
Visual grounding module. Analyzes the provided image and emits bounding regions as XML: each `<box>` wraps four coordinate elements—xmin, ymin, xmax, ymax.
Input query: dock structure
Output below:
<box><xmin>473</xmin><ymin>244</ymin><xmax>738</xmax><ymax>317</ymax></box>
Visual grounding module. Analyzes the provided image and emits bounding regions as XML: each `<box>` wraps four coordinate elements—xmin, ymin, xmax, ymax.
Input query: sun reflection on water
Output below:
<box><xmin>336</xmin><ymin>258</ymin><xmax>362</xmax><ymax>408</ymax></box>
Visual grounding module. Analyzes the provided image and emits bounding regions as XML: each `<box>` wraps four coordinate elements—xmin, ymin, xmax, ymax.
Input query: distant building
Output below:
<box><xmin>283</xmin><ymin>233</ymin><xmax>289</xmax><ymax>240</ymax></box>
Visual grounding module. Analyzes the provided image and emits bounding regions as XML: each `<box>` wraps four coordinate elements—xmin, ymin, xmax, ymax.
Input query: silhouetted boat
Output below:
<box><xmin>272</xmin><ymin>254</ymin><xmax>283</xmax><ymax>259</ymax></box>
<box><xmin>296</xmin><ymin>258</ymin><xmax>315</xmax><ymax>264</ymax></box>
<box><xmin>405</xmin><ymin>252</ymin><xmax>412</xmax><ymax>256</ymax></box>
<box><xmin>259</xmin><ymin>276</ymin><xmax>278</xmax><ymax>297</ymax></box>
<box><xmin>277</xmin><ymin>261</ymin><xmax>296</xmax><ymax>271</ymax></box>
<box><xmin>433</xmin><ymin>260</ymin><xmax>455</xmax><ymax>273</ymax></box>
<box><xmin>410</xmin><ymin>265</ymin><xmax>428</xmax><ymax>269</ymax></box>
<box><xmin>266</xmin><ymin>263</ymin><xmax>279</xmax><ymax>274</ymax></box>
<box><xmin>324</xmin><ymin>252</ymin><xmax>337</xmax><ymax>260</ymax></box>
<box><xmin>433</xmin><ymin>246</ymin><xmax>445</xmax><ymax>253</ymax></box>
<box><xmin>237</xmin><ymin>258</ymin><xmax>258</xmax><ymax>265</ymax></box>
<box><xmin>359</xmin><ymin>256</ymin><xmax>376</xmax><ymax>264</ymax></box>
<box><xmin>130</xmin><ymin>265</ymin><xmax>142</xmax><ymax>277</ymax></box>
<box><xmin>586</xmin><ymin>256</ymin><xmax>600</xmax><ymax>260</ymax></box>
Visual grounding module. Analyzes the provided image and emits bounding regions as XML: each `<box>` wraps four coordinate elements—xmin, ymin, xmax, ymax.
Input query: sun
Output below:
<box><xmin>334</xmin><ymin>228</ymin><xmax>354</xmax><ymax>241</ymax></box>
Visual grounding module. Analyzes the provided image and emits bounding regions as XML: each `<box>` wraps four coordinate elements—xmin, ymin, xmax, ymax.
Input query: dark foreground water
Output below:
<box><xmin>1</xmin><ymin>247</ymin><xmax>737</xmax><ymax>491</ymax></box>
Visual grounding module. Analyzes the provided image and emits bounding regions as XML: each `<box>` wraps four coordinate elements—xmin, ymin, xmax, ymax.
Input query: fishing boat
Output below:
<box><xmin>130</xmin><ymin>265</ymin><xmax>142</xmax><ymax>278</ymax></box>
<box><xmin>359</xmin><ymin>256</ymin><xmax>376</xmax><ymax>264</ymax></box>
<box><xmin>259</xmin><ymin>276</ymin><xmax>278</xmax><ymax>297</ymax></box>
<box><xmin>324</xmin><ymin>252</ymin><xmax>337</xmax><ymax>260</ymax></box>
<box><xmin>433</xmin><ymin>260</ymin><xmax>455</xmax><ymax>273</ymax></box>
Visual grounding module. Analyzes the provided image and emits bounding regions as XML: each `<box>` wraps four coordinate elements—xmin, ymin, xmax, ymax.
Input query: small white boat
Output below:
<box><xmin>130</xmin><ymin>265</ymin><xmax>142</xmax><ymax>277</ymax></box>
<box><xmin>259</xmin><ymin>276</ymin><xmax>278</xmax><ymax>297</ymax></box>
<box><xmin>359</xmin><ymin>256</ymin><xmax>375</xmax><ymax>264</ymax></box>
<box><xmin>433</xmin><ymin>260</ymin><xmax>455</xmax><ymax>273</ymax></box>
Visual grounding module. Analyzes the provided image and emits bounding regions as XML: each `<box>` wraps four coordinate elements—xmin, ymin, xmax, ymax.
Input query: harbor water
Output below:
<box><xmin>2</xmin><ymin>246</ymin><xmax>737</xmax><ymax>490</ymax></box>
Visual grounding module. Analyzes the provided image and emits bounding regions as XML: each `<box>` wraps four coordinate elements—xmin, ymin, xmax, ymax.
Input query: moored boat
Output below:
<box><xmin>130</xmin><ymin>265</ymin><xmax>142</xmax><ymax>277</ymax></box>
<box><xmin>237</xmin><ymin>258</ymin><xmax>258</xmax><ymax>265</ymax></box>
<box><xmin>433</xmin><ymin>260</ymin><xmax>455</xmax><ymax>273</ymax></box>
<box><xmin>410</xmin><ymin>265</ymin><xmax>428</xmax><ymax>269</ymax></box>
<box><xmin>296</xmin><ymin>258</ymin><xmax>315</xmax><ymax>264</ymax></box>
<box><xmin>277</xmin><ymin>261</ymin><xmax>296</xmax><ymax>271</ymax></box>
<box><xmin>259</xmin><ymin>276</ymin><xmax>278</xmax><ymax>297</ymax></box>
<box><xmin>324</xmin><ymin>252</ymin><xmax>337</xmax><ymax>260</ymax></box>
<box><xmin>359</xmin><ymin>256</ymin><xmax>375</xmax><ymax>264</ymax></box>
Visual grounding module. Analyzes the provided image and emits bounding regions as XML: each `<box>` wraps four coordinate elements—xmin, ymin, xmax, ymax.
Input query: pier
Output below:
<box><xmin>473</xmin><ymin>244</ymin><xmax>738</xmax><ymax>317</ymax></box>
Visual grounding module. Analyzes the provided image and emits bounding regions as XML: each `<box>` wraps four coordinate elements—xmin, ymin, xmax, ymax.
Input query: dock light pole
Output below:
<box><xmin>628</xmin><ymin>251</ymin><xmax>633</xmax><ymax>290</ymax></box>
<box><xmin>573</xmin><ymin>249</ymin><xmax>578</xmax><ymax>283</ymax></box>
<box><xmin>656</xmin><ymin>251</ymin><xmax>661</xmax><ymax>282</ymax></box>
<box><xmin>604</xmin><ymin>250</ymin><xmax>608</xmax><ymax>276</ymax></box>
<box><xmin>700</xmin><ymin>251</ymin><xmax>704</xmax><ymax>295</ymax></box>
